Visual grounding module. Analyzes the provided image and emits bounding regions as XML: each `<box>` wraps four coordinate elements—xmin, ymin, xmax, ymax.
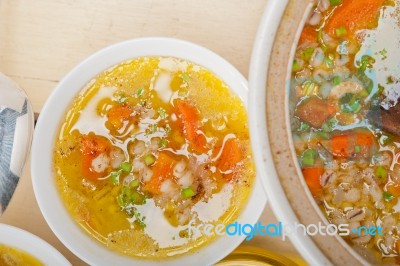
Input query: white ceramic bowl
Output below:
<box><xmin>31</xmin><ymin>37</ymin><xmax>266</xmax><ymax>266</ymax></box>
<box><xmin>0</xmin><ymin>223</ymin><xmax>70</xmax><ymax>265</ymax></box>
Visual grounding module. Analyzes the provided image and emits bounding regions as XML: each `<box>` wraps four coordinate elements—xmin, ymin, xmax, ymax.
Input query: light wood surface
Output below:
<box><xmin>0</xmin><ymin>1</ymin><xmax>302</xmax><ymax>265</ymax></box>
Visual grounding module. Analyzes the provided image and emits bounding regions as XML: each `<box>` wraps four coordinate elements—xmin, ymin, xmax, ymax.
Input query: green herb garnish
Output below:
<box><xmin>158</xmin><ymin>107</ymin><xmax>166</xmax><ymax>119</ymax></box>
<box><xmin>159</xmin><ymin>139</ymin><xmax>168</xmax><ymax>147</ymax></box>
<box><xmin>335</xmin><ymin>26</ymin><xmax>347</xmax><ymax>37</ymax></box>
<box><xmin>182</xmin><ymin>187</ymin><xmax>196</xmax><ymax>198</ymax></box>
<box><xmin>180</xmin><ymin>73</ymin><xmax>191</xmax><ymax>82</ymax></box>
<box><xmin>339</xmin><ymin>93</ymin><xmax>362</xmax><ymax>113</ymax></box>
<box><xmin>298</xmin><ymin>122</ymin><xmax>310</xmax><ymax>132</ymax></box>
<box><xmin>143</xmin><ymin>154</ymin><xmax>156</xmax><ymax>166</ymax></box>
<box><xmin>375</xmin><ymin>166</ymin><xmax>388</xmax><ymax>180</ymax></box>
<box><xmin>330</xmin><ymin>0</ymin><xmax>342</xmax><ymax>6</ymax></box>
<box><xmin>136</xmin><ymin>88</ymin><xmax>144</xmax><ymax>97</ymax></box>
<box><xmin>333</xmin><ymin>76</ymin><xmax>341</xmax><ymax>86</ymax></box>
<box><xmin>301</xmin><ymin>149</ymin><xmax>318</xmax><ymax>167</ymax></box>
<box><xmin>383</xmin><ymin>191</ymin><xmax>394</xmax><ymax>202</ymax></box>
<box><xmin>292</xmin><ymin>60</ymin><xmax>302</xmax><ymax>72</ymax></box>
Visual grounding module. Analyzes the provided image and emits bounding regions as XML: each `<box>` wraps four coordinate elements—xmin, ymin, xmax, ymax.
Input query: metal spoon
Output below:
<box><xmin>0</xmin><ymin>73</ymin><xmax>34</xmax><ymax>215</ymax></box>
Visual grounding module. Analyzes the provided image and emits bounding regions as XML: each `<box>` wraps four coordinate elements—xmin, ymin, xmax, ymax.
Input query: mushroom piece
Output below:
<box><xmin>368</xmin><ymin>101</ymin><xmax>400</xmax><ymax>137</ymax></box>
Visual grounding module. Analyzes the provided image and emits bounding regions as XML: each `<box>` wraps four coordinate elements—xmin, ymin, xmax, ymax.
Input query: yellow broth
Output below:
<box><xmin>54</xmin><ymin>57</ymin><xmax>254</xmax><ymax>258</ymax></box>
<box><xmin>0</xmin><ymin>244</ymin><xmax>43</xmax><ymax>266</ymax></box>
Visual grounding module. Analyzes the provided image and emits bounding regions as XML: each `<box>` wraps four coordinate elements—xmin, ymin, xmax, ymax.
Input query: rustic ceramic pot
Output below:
<box><xmin>249</xmin><ymin>1</ymin><xmax>367</xmax><ymax>265</ymax></box>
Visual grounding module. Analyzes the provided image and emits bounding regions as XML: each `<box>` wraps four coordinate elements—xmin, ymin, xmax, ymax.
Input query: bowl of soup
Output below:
<box><xmin>0</xmin><ymin>224</ymin><xmax>70</xmax><ymax>265</ymax></box>
<box><xmin>31</xmin><ymin>37</ymin><xmax>266</xmax><ymax>265</ymax></box>
<box><xmin>250</xmin><ymin>0</ymin><xmax>400</xmax><ymax>265</ymax></box>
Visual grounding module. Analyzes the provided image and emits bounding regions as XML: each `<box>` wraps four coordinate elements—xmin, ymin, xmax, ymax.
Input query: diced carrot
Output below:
<box><xmin>331</xmin><ymin>134</ymin><xmax>349</xmax><ymax>157</ymax></box>
<box><xmin>107</xmin><ymin>104</ymin><xmax>132</xmax><ymax>130</ymax></box>
<box><xmin>302</xmin><ymin>167</ymin><xmax>324</xmax><ymax>197</ymax></box>
<box><xmin>216</xmin><ymin>138</ymin><xmax>242</xmax><ymax>181</ymax></box>
<box><xmin>331</xmin><ymin>131</ymin><xmax>375</xmax><ymax>158</ymax></box>
<box><xmin>324</xmin><ymin>0</ymin><xmax>384</xmax><ymax>38</ymax></box>
<box><xmin>80</xmin><ymin>134</ymin><xmax>111</xmax><ymax>180</ymax></box>
<box><xmin>299</xmin><ymin>25</ymin><xmax>317</xmax><ymax>45</ymax></box>
<box><xmin>387</xmin><ymin>183</ymin><xmax>400</xmax><ymax>197</ymax></box>
<box><xmin>356</xmin><ymin>133</ymin><xmax>374</xmax><ymax>146</ymax></box>
<box><xmin>143</xmin><ymin>153</ymin><xmax>177</xmax><ymax>195</ymax></box>
<box><xmin>174</xmin><ymin>99</ymin><xmax>207</xmax><ymax>153</ymax></box>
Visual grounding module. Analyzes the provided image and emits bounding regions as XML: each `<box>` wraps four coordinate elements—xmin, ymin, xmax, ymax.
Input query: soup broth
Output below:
<box><xmin>54</xmin><ymin>57</ymin><xmax>254</xmax><ymax>258</ymax></box>
<box><xmin>0</xmin><ymin>244</ymin><xmax>43</xmax><ymax>266</ymax></box>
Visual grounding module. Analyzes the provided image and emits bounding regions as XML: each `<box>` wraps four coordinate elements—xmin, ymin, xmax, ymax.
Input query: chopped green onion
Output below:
<box><xmin>330</xmin><ymin>0</ymin><xmax>342</xmax><ymax>6</ymax></box>
<box><xmin>158</xmin><ymin>108</ymin><xmax>166</xmax><ymax>119</ymax></box>
<box><xmin>117</xmin><ymin>190</ymin><xmax>130</xmax><ymax>207</ymax></box>
<box><xmin>133</xmin><ymin>208</ymin><xmax>146</xmax><ymax>228</ymax></box>
<box><xmin>375</xmin><ymin>166</ymin><xmax>388</xmax><ymax>180</ymax></box>
<box><xmin>358</xmin><ymin>55</ymin><xmax>375</xmax><ymax>72</ymax></box>
<box><xmin>118</xmin><ymin>93</ymin><xmax>127</xmax><ymax>103</ymax></box>
<box><xmin>298</xmin><ymin>122</ymin><xmax>310</xmax><ymax>132</ymax></box>
<box><xmin>130</xmin><ymin>191</ymin><xmax>145</xmax><ymax>204</ymax></box>
<box><xmin>332</xmin><ymin>76</ymin><xmax>341</xmax><ymax>86</ymax></box>
<box><xmin>136</xmin><ymin>88</ymin><xmax>144</xmax><ymax>97</ymax></box>
<box><xmin>325</xmin><ymin>53</ymin><xmax>335</xmax><ymax>68</ymax></box>
<box><xmin>182</xmin><ymin>187</ymin><xmax>196</xmax><ymax>198</ymax></box>
<box><xmin>130</xmin><ymin>179</ymin><xmax>140</xmax><ymax>188</ymax></box>
<box><xmin>383</xmin><ymin>191</ymin><xmax>394</xmax><ymax>202</ymax></box>
<box><xmin>335</xmin><ymin>26</ymin><xmax>347</xmax><ymax>37</ymax></box>
<box><xmin>354</xmin><ymin>145</ymin><xmax>361</xmax><ymax>153</ymax></box>
<box><xmin>143</xmin><ymin>154</ymin><xmax>156</xmax><ymax>166</ymax></box>
<box><xmin>302</xmin><ymin>81</ymin><xmax>317</xmax><ymax>95</ymax></box>
<box><xmin>322</xmin><ymin>118</ymin><xmax>338</xmax><ymax>132</ymax></box>
<box><xmin>316</xmin><ymin>131</ymin><xmax>330</xmax><ymax>140</ymax></box>
<box><xmin>339</xmin><ymin>93</ymin><xmax>362</xmax><ymax>114</ymax></box>
<box><xmin>180</xmin><ymin>73</ymin><xmax>191</xmax><ymax>82</ymax></box>
<box><xmin>301</xmin><ymin>149</ymin><xmax>318</xmax><ymax>167</ymax></box>
<box><xmin>110</xmin><ymin>170</ymin><xmax>122</xmax><ymax>185</ymax></box>
<box><xmin>120</xmin><ymin>162</ymin><xmax>132</xmax><ymax>173</ymax></box>
<box><xmin>292</xmin><ymin>60</ymin><xmax>302</xmax><ymax>72</ymax></box>
<box><xmin>159</xmin><ymin>139</ymin><xmax>168</xmax><ymax>147</ymax></box>
<box><xmin>301</xmin><ymin>47</ymin><xmax>315</xmax><ymax>61</ymax></box>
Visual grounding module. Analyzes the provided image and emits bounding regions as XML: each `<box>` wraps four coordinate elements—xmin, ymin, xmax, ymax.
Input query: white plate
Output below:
<box><xmin>0</xmin><ymin>223</ymin><xmax>70</xmax><ymax>265</ymax></box>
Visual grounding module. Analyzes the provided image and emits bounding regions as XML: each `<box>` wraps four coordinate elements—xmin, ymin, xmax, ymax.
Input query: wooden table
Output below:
<box><xmin>0</xmin><ymin>1</ymin><xmax>303</xmax><ymax>265</ymax></box>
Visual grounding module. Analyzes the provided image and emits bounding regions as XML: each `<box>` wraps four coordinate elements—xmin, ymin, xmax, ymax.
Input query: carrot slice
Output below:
<box><xmin>143</xmin><ymin>153</ymin><xmax>177</xmax><ymax>195</ymax></box>
<box><xmin>80</xmin><ymin>135</ymin><xmax>110</xmax><ymax>180</ymax></box>
<box><xmin>387</xmin><ymin>183</ymin><xmax>400</xmax><ymax>197</ymax></box>
<box><xmin>299</xmin><ymin>25</ymin><xmax>317</xmax><ymax>45</ymax></box>
<box><xmin>216</xmin><ymin>138</ymin><xmax>242</xmax><ymax>181</ymax></box>
<box><xmin>331</xmin><ymin>134</ymin><xmax>349</xmax><ymax>157</ymax></box>
<box><xmin>302</xmin><ymin>167</ymin><xmax>324</xmax><ymax>197</ymax></box>
<box><xmin>107</xmin><ymin>104</ymin><xmax>132</xmax><ymax>130</ymax></box>
<box><xmin>331</xmin><ymin>131</ymin><xmax>375</xmax><ymax>158</ymax></box>
<box><xmin>174</xmin><ymin>99</ymin><xmax>207</xmax><ymax>153</ymax></box>
<box><xmin>324</xmin><ymin>0</ymin><xmax>384</xmax><ymax>38</ymax></box>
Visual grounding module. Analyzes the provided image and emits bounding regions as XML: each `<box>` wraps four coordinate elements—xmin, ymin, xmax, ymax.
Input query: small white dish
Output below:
<box><xmin>0</xmin><ymin>223</ymin><xmax>70</xmax><ymax>265</ymax></box>
<box><xmin>31</xmin><ymin>37</ymin><xmax>266</xmax><ymax>266</ymax></box>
